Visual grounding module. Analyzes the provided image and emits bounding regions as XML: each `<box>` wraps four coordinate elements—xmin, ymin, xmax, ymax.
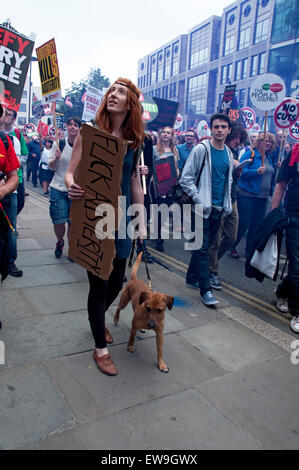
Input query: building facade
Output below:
<box><xmin>137</xmin><ymin>0</ymin><xmax>298</xmax><ymax>131</ymax></box>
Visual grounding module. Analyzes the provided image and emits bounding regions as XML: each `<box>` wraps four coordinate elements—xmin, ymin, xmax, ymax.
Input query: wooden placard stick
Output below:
<box><xmin>140</xmin><ymin>151</ymin><xmax>147</xmax><ymax>195</ymax></box>
<box><xmin>261</xmin><ymin>111</ymin><xmax>268</xmax><ymax>167</ymax></box>
<box><xmin>51</xmin><ymin>102</ymin><xmax>59</xmax><ymax>148</ymax></box>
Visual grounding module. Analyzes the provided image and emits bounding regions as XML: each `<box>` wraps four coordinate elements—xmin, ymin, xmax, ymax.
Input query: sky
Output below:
<box><xmin>3</xmin><ymin>0</ymin><xmax>232</xmax><ymax>95</ymax></box>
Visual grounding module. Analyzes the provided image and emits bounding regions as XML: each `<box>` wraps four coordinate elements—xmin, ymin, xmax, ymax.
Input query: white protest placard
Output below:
<box><xmin>241</xmin><ymin>107</ymin><xmax>256</xmax><ymax>130</ymax></box>
<box><xmin>289</xmin><ymin>121</ymin><xmax>299</xmax><ymax>141</ymax></box>
<box><xmin>274</xmin><ymin>97</ymin><xmax>299</xmax><ymax>129</ymax></box>
<box><xmin>249</xmin><ymin>74</ymin><xmax>286</xmax><ymax>111</ymax></box>
<box><xmin>196</xmin><ymin>120</ymin><xmax>210</xmax><ymax>138</ymax></box>
<box><xmin>82</xmin><ymin>85</ymin><xmax>103</xmax><ymax>122</ymax></box>
<box><xmin>174</xmin><ymin>113</ymin><xmax>183</xmax><ymax>130</ymax></box>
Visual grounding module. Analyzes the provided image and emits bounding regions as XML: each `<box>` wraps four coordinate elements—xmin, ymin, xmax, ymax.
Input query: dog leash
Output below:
<box><xmin>141</xmin><ymin>241</ymin><xmax>152</xmax><ymax>291</ymax></box>
<box><xmin>128</xmin><ymin>239</ymin><xmax>152</xmax><ymax>290</ymax></box>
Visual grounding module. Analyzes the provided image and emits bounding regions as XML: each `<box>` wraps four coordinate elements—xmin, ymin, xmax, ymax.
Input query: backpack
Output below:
<box><xmin>0</xmin><ymin>131</ymin><xmax>10</xmax><ymax>151</ymax></box>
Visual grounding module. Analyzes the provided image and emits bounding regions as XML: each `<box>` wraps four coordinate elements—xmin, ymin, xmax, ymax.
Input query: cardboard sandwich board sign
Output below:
<box><xmin>68</xmin><ymin>124</ymin><xmax>129</xmax><ymax>280</ymax></box>
<box><xmin>0</xmin><ymin>25</ymin><xmax>35</xmax><ymax>111</ymax></box>
<box><xmin>36</xmin><ymin>38</ymin><xmax>61</xmax><ymax>103</ymax></box>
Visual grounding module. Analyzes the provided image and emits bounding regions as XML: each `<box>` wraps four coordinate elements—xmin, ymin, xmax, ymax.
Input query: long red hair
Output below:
<box><xmin>95</xmin><ymin>77</ymin><xmax>144</xmax><ymax>149</ymax></box>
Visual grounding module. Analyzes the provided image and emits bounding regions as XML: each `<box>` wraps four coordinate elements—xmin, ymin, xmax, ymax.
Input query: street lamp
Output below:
<box><xmin>28</xmin><ymin>56</ymin><xmax>38</xmax><ymax>123</ymax></box>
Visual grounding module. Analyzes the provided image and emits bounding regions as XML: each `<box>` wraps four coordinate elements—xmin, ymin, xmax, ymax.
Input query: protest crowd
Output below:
<box><xmin>0</xmin><ymin>23</ymin><xmax>298</xmax><ymax>378</ymax></box>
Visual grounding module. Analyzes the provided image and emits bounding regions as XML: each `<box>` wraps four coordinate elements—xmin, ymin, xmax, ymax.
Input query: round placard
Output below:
<box><xmin>289</xmin><ymin>121</ymin><xmax>299</xmax><ymax>141</ymax></box>
<box><xmin>249</xmin><ymin>74</ymin><xmax>286</xmax><ymax>111</ymax></box>
<box><xmin>241</xmin><ymin>107</ymin><xmax>256</xmax><ymax>129</ymax></box>
<box><xmin>274</xmin><ymin>97</ymin><xmax>299</xmax><ymax>129</ymax></box>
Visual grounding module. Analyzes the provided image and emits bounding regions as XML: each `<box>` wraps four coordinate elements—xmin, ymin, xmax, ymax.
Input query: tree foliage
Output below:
<box><xmin>63</xmin><ymin>67</ymin><xmax>110</xmax><ymax>121</ymax></box>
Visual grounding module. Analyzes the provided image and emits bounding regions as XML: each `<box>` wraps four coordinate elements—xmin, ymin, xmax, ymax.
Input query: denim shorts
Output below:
<box><xmin>49</xmin><ymin>187</ymin><xmax>72</xmax><ymax>224</ymax></box>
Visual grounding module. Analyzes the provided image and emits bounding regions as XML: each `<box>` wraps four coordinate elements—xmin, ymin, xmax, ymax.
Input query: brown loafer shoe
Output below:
<box><xmin>105</xmin><ymin>326</ymin><xmax>113</xmax><ymax>344</ymax></box>
<box><xmin>93</xmin><ymin>351</ymin><xmax>118</xmax><ymax>376</ymax></box>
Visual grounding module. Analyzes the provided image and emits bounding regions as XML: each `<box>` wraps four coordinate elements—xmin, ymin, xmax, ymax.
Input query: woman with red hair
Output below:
<box><xmin>65</xmin><ymin>78</ymin><xmax>146</xmax><ymax>376</ymax></box>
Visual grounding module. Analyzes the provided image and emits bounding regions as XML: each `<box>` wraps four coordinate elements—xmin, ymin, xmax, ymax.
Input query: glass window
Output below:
<box><xmin>164</xmin><ymin>47</ymin><xmax>171</xmax><ymax>80</ymax></box>
<box><xmin>169</xmin><ymin>82</ymin><xmax>177</xmax><ymax>98</ymax></box>
<box><xmin>157</xmin><ymin>51</ymin><xmax>163</xmax><ymax>82</ymax></box>
<box><xmin>172</xmin><ymin>42</ymin><xmax>179</xmax><ymax>76</ymax></box>
<box><xmin>189</xmin><ymin>25</ymin><xmax>210</xmax><ymax>69</ymax></box>
<box><xmin>221</xmin><ymin>65</ymin><xmax>226</xmax><ymax>84</ymax></box>
<box><xmin>18</xmin><ymin>117</ymin><xmax>26</xmax><ymax>126</ymax></box>
<box><xmin>155</xmin><ymin>88</ymin><xmax>161</xmax><ymax>98</ymax></box>
<box><xmin>259</xmin><ymin>52</ymin><xmax>266</xmax><ymax>74</ymax></box>
<box><xmin>187</xmin><ymin>73</ymin><xmax>207</xmax><ymax>114</ymax></box>
<box><xmin>150</xmin><ymin>55</ymin><xmax>156</xmax><ymax>84</ymax></box>
<box><xmin>19</xmin><ymin>103</ymin><xmax>27</xmax><ymax>113</ymax></box>
<box><xmin>239</xmin><ymin>27</ymin><xmax>251</xmax><ymax>50</ymax></box>
<box><xmin>242</xmin><ymin>58</ymin><xmax>248</xmax><ymax>79</ymax></box>
<box><xmin>22</xmin><ymin>91</ymin><xmax>27</xmax><ymax>98</ymax></box>
<box><xmin>162</xmin><ymin>86</ymin><xmax>168</xmax><ymax>99</ymax></box>
<box><xmin>224</xmin><ymin>34</ymin><xmax>235</xmax><ymax>56</ymax></box>
<box><xmin>235</xmin><ymin>60</ymin><xmax>242</xmax><ymax>81</ymax></box>
<box><xmin>251</xmin><ymin>55</ymin><xmax>258</xmax><ymax>76</ymax></box>
<box><xmin>255</xmin><ymin>17</ymin><xmax>269</xmax><ymax>43</ymax></box>
<box><xmin>271</xmin><ymin>0</ymin><xmax>297</xmax><ymax>44</ymax></box>
<box><xmin>239</xmin><ymin>89</ymin><xmax>246</xmax><ymax>108</ymax></box>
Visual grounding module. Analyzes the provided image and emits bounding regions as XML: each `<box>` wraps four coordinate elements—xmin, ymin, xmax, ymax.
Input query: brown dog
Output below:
<box><xmin>114</xmin><ymin>252</ymin><xmax>174</xmax><ymax>372</ymax></box>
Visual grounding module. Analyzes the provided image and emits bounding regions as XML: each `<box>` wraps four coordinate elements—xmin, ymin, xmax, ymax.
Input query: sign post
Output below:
<box><xmin>249</xmin><ymin>74</ymin><xmax>286</xmax><ymax>165</ymax></box>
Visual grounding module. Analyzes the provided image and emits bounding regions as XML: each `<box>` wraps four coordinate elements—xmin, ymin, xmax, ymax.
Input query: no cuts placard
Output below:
<box><xmin>0</xmin><ymin>25</ymin><xmax>35</xmax><ymax>111</ymax></box>
<box><xmin>274</xmin><ymin>97</ymin><xmax>299</xmax><ymax>129</ymax></box>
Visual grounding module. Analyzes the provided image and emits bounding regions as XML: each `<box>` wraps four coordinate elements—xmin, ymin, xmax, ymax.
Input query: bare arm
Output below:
<box><xmin>65</xmin><ymin>132</ymin><xmax>85</xmax><ymax>199</ymax></box>
<box><xmin>0</xmin><ymin>170</ymin><xmax>19</xmax><ymax>200</ymax></box>
<box><xmin>271</xmin><ymin>181</ymin><xmax>287</xmax><ymax>210</ymax></box>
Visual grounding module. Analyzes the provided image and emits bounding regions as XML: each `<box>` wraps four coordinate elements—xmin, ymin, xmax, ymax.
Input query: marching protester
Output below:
<box><xmin>65</xmin><ymin>78</ymin><xmax>146</xmax><ymax>376</ymax></box>
<box><xmin>271</xmin><ymin>144</ymin><xmax>299</xmax><ymax>333</ymax></box>
<box><xmin>3</xmin><ymin>108</ymin><xmax>28</xmax><ymax>214</ymax></box>
<box><xmin>0</xmin><ymin>108</ymin><xmax>24</xmax><ymax>277</ymax></box>
<box><xmin>151</xmin><ymin>126</ymin><xmax>179</xmax><ymax>252</ymax></box>
<box><xmin>230</xmin><ymin>132</ymin><xmax>276</xmax><ymax>260</ymax></box>
<box><xmin>176</xmin><ymin>129</ymin><xmax>196</xmax><ymax>171</ymax></box>
<box><xmin>48</xmin><ymin>117</ymin><xmax>82</xmax><ymax>259</ymax></box>
<box><xmin>0</xmin><ymin>104</ymin><xmax>20</xmax><ymax>280</ymax></box>
<box><xmin>209</xmin><ymin>123</ymin><xmax>248</xmax><ymax>290</ymax></box>
<box><xmin>39</xmin><ymin>137</ymin><xmax>54</xmax><ymax>196</ymax></box>
<box><xmin>26</xmin><ymin>134</ymin><xmax>42</xmax><ymax>187</ymax></box>
<box><xmin>180</xmin><ymin>113</ymin><xmax>234</xmax><ymax>306</ymax></box>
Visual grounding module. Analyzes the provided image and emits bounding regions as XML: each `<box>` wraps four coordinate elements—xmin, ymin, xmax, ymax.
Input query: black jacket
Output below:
<box><xmin>245</xmin><ymin>207</ymin><xmax>288</xmax><ymax>282</ymax></box>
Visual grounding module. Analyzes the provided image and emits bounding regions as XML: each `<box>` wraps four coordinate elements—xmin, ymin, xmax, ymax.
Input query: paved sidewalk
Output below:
<box><xmin>0</xmin><ymin>191</ymin><xmax>298</xmax><ymax>450</ymax></box>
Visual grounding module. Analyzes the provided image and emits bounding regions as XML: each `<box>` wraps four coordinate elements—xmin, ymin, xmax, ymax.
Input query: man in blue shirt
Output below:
<box><xmin>176</xmin><ymin>129</ymin><xmax>196</xmax><ymax>171</ymax></box>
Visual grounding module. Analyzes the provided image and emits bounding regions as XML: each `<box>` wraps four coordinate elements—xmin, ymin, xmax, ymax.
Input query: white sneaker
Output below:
<box><xmin>276</xmin><ymin>296</ymin><xmax>289</xmax><ymax>313</ymax></box>
<box><xmin>290</xmin><ymin>317</ymin><xmax>299</xmax><ymax>334</ymax></box>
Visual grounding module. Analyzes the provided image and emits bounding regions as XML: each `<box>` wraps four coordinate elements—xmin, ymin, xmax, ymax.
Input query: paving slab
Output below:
<box><xmin>179</xmin><ymin>318</ymin><xmax>283</xmax><ymax>372</ymax></box>
<box><xmin>0</xmin><ymin>282</ymin><xmax>90</xmax><ymax>320</ymax></box>
<box><xmin>45</xmin><ymin>334</ymin><xmax>225</xmax><ymax>418</ymax></box>
<box><xmin>1</xmin><ymin>310</ymin><xmax>93</xmax><ymax>365</ymax></box>
<box><xmin>0</xmin><ymin>362</ymin><xmax>73</xmax><ymax>450</ymax></box>
<box><xmin>17</xmin><ymin>238</ymin><xmax>43</xmax><ymax>251</ymax></box>
<box><xmin>40</xmin><ymin>388</ymin><xmax>262</xmax><ymax>450</ymax></box>
<box><xmin>197</xmin><ymin>355</ymin><xmax>299</xmax><ymax>449</ymax></box>
<box><xmin>0</xmin><ymin>264</ymin><xmax>79</xmax><ymax>289</ymax></box>
<box><xmin>17</xmin><ymin>249</ymin><xmax>70</xmax><ymax>267</ymax></box>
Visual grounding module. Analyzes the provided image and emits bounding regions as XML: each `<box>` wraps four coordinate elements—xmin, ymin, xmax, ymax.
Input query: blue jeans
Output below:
<box><xmin>2</xmin><ymin>192</ymin><xmax>18</xmax><ymax>266</ymax></box>
<box><xmin>186</xmin><ymin>208</ymin><xmax>222</xmax><ymax>295</ymax></box>
<box><xmin>276</xmin><ymin>215</ymin><xmax>299</xmax><ymax>317</ymax></box>
<box><xmin>234</xmin><ymin>194</ymin><xmax>267</xmax><ymax>259</ymax></box>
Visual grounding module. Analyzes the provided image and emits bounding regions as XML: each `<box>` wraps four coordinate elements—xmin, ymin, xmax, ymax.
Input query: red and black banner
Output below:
<box><xmin>0</xmin><ymin>25</ymin><xmax>35</xmax><ymax>112</ymax></box>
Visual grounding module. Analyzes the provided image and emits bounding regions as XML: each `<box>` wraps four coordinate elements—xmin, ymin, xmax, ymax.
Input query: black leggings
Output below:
<box><xmin>87</xmin><ymin>258</ymin><xmax>127</xmax><ymax>349</ymax></box>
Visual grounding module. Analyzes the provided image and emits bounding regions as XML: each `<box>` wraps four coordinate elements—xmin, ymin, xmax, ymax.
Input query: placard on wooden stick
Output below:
<box><xmin>69</xmin><ymin>124</ymin><xmax>129</xmax><ymax>280</ymax></box>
